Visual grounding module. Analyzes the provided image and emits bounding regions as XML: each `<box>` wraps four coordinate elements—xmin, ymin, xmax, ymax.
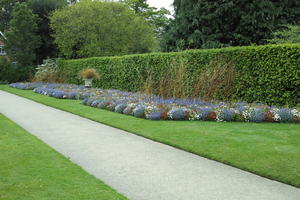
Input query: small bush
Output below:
<box><xmin>168</xmin><ymin>108</ymin><xmax>187</xmax><ymax>120</ymax></box>
<box><xmin>275</xmin><ymin>108</ymin><xmax>294</xmax><ymax>122</ymax></box>
<box><xmin>216</xmin><ymin>109</ymin><xmax>235</xmax><ymax>122</ymax></box>
<box><xmin>115</xmin><ymin>103</ymin><xmax>127</xmax><ymax>113</ymax></box>
<box><xmin>243</xmin><ymin>108</ymin><xmax>265</xmax><ymax>122</ymax></box>
<box><xmin>33</xmin><ymin>59</ymin><xmax>65</xmax><ymax>83</ymax></box>
<box><xmin>133</xmin><ymin>106</ymin><xmax>146</xmax><ymax>118</ymax></box>
<box><xmin>0</xmin><ymin>57</ymin><xmax>15</xmax><ymax>82</ymax></box>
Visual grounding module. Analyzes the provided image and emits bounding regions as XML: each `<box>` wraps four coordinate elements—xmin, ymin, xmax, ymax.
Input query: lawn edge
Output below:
<box><xmin>0</xmin><ymin>112</ymin><xmax>128</xmax><ymax>200</ymax></box>
<box><xmin>1</xmin><ymin>85</ymin><xmax>299</xmax><ymax>188</ymax></box>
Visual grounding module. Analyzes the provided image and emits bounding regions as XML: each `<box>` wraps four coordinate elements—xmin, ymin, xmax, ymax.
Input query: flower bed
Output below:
<box><xmin>9</xmin><ymin>82</ymin><xmax>300</xmax><ymax>123</ymax></box>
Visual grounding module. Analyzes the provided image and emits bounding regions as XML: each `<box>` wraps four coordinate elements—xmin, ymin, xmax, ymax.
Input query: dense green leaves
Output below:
<box><xmin>5</xmin><ymin>2</ymin><xmax>40</xmax><ymax>66</ymax></box>
<box><xmin>0</xmin><ymin>0</ymin><xmax>27</xmax><ymax>31</ymax></box>
<box><xmin>122</xmin><ymin>0</ymin><xmax>170</xmax><ymax>37</ymax></box>
<box><xmin>50</xmin><ymin>0</ymin><xmax>156</xmax><ymax>58</ymax></box>
<box><xmin>161</xmin><ymin>0</ymin><xmax>300</xmax><ymax>51</ymax></box>
<box><xmin>27</xmin><ymin>0</ymin><xmax>67</xmax><ymax>63</ymax></box>
<box><xmin>58</xmin><ymin>44</ymin><xmax>300</xmax><ymax>107</ymax></box>
<box><xmin>0</xmin><ymin>0</ymin><xmax>67</xmax><ymax>64</ymax></box>
<box><xmin>268</xmin><ymin>25</ymin><xmax>300</xmax><ymax>44</ymax></box>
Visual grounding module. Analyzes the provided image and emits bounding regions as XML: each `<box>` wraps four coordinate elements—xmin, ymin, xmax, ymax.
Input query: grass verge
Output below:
<box><xmin>1</xmin><ymin>85</ymin><xmax>300</xmax><ymax>188</ymax></box>
<box><xmin>0</xmin><ymin>113</ymin><xmax>128</xmax><ymax>200</ymax></box>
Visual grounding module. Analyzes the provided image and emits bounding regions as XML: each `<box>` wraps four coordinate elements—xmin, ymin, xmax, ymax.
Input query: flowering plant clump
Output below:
<box><xmin>168</xmin><ymin>108</ymin><xmax>187</xmax><ymax>120</ymax></box>
<box><xmin>115</xmin><ymin>103</ymin><xmax>127</xmax><ymax>113</ymax></box>
<box><xmin>9</xmin><ymin>82</ymin><xmax>300</xmax><ymax>123</ymax></box>
<box><xmin>243</xmin><ymin>108</ymin><xmax>265</xmax><ymax>122</ymax></box>
<box><xmin>216</xmin><ymin>109</ymin><xmax>235</xmax><ymax>122</ymax></box>
<box><xmin>133</xmin><ymin>106</ymin><xmax>146</xmax><ymax>118</ymax></box>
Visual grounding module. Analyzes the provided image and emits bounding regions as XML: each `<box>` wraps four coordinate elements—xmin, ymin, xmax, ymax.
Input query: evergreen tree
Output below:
<box><xmin>5</xmin><ymin>2</ymin><xmax>41</xmax><ymax>66</ymax></box>
<box><xmin>27</xmin><ymin>0</ymin><xmax>67</xmax><ymax>63</ymax></box>
<box><xmin>162</xmin><ymin>0</ymin><xmax>300</xmax><ymax>51</ymax></box>
<box><xmin>0</xmin><ymin>0</ymin><xmax>27</xmax><ymax>31</ymax></box>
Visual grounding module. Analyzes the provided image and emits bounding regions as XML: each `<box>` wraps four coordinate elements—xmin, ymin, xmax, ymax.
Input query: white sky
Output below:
<box><xmin>147</xmin><ymin>0</ymin><xmax>174</xmax><ymax>13</ymax></box>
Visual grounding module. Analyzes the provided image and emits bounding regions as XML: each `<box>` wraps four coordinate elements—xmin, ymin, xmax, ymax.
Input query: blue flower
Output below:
<box><xmin>133</xmin><ymin>106</ymin><xmax>146</xmax><ymax>118</ymax></box>
<box><xmin>277</xmin><ymin>108</ymin><xmax>294</xmax><ymax>122</ymax></box>
<box><xmin>168</xmin><ymin>108</ymin><xmax>186</xmax><ymax>120</ymax></box>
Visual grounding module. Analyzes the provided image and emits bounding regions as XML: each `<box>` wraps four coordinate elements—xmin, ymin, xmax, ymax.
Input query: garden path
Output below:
<box><xmin>0</xmin><ymin>90</ymin><xmax>299</xmax><ymax>200</ymax></box>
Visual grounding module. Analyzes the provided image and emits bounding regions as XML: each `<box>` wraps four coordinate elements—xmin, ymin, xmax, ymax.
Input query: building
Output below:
<box><xmin>0</xmin><ymin>31</ymin><xmax>7</xmax><ymax>57</ymax></box>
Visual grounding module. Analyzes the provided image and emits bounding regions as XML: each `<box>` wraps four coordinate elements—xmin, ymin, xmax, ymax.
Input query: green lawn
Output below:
<box><xmin>1</xmin><ymin>85</ymin><xmax>300</xmax><ymax>188</ymax></box>
<box><xmin>0</xmin><ymin>113</ymin><xmax>128</xmax><ymax>200</ymax></box>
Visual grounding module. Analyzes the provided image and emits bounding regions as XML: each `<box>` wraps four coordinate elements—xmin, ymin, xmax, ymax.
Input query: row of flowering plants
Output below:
<box><xmin>9</xmin><ymin>82</ymin><xmax>300</xmax><ymax>123</ymax></box>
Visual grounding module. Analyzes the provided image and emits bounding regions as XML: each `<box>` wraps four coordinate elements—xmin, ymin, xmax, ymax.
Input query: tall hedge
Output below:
<box><xmin>57</xmin><ymin>44</ymin><xmax>300</xmax><ymax>106</ymax></box>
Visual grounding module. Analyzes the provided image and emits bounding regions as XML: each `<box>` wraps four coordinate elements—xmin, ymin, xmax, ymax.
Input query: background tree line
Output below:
<box><xmin>161</xmin><ymin>0</ymin><xmax>300</xmax><ymax>51</ymax></box>
<box><xmin>0</xmin><ymin>0</ymin><xmax>169</xmax><ymax>66</ymax></box>
<box><xmin>1</xmin><ymin>0</ymin><xmax>299</xmax><ymax>70</ymax></box>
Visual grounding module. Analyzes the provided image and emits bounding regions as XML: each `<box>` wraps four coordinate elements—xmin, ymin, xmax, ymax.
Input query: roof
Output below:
<box><xmin>0</xmin><ymin>31</ymin><xmax>7</xmax><ymax>40</ymax></box>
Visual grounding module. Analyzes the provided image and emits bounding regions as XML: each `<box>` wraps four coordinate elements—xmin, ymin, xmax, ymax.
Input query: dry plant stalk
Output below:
<box><xmin>140</xmin><ymin>56</ymin><xmax>235</xmax><ymax>101</ymax></box>
<box><xmin>141</xmin><ymin>69</ymin><xmax>155</xmax><ymax>95</ymax></box>
<box><xmin>157</xmin><ymin>57</ymin><xmax>189</xmax><ymax>99</ymax></box>
<box><xmin>32</xmin><ymin>69</ymin><xmax>66</xmax><ymax>83</ymax></box>
<box><xmin>192</xmin><ymin>57</ymin><xmax>236</xmax><ymax>101</ymax></box>
<box><xmin>79</xmin><ymin>68</ymin><xmax>100</xmax><ymax>79</ymax></box>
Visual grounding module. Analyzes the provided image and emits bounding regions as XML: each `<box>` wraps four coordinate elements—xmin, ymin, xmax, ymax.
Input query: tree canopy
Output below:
<box><xmin>27</xmin><ymin>0</ymin><xmax>67</xmax><ymax>62</ymax></box>
<box><xmin>5</xmin><ymin>2</ymin><xmax>40</xmax><ymax>66</ymax></box>
<box><xmin>50</xmin><ymin>0</ymin><xmax>156</xmax><ymax>58</ymax></box>
<box><xmin>0</xmin><ymin>0</ymin><xmax>27</xmax><ymax>31</ymax></box>
<box><xmin>122</xmin><ymin>0</ymin><xmax>170</xmax><ymax>36</ymax></box>
<box><xmin>268</xmin><ymin>25</ymin><xmax>300</xmax><ymax>44</ymax></box>
<box><xmin>161</xmin><ymin>0</ymin><xmax>300</xmax><ymax>51</ymax></box>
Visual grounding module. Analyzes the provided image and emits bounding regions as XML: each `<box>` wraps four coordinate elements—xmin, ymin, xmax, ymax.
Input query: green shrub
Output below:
<box><xmin>33</xmin><ymin>59</ymin><xmax>65</xmax><ymax>83</ymax></box>
<box><xmin>57</xmin><ymin>44</ymin><xmax>300</xmax><ymax>107</ymax></box>
<box><xmin>0</xmin><ymin>57</ymin><xmax>34</xmax><ymax>83</ymax></box>
<box><xmin>0</xmin><ymin>57</ymin><xmax>18</xmax><ymax>83</ymax></box>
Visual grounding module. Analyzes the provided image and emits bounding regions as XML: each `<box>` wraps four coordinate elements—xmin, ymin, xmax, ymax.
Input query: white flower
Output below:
<box><xmin>292</xmin><ymin>109</ymin><xmax>300</xmax><ymax>118</ymax></box>
<box><xmin>271</xmin><ymin>108</ymin><xmax>280</xmax><ymax>121</ymax></box>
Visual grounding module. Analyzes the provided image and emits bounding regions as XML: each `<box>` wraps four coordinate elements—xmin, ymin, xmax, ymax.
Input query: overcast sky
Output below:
<box><xmin>147</xmin><ymin>0</ymin><xmax>174</xmax><ymax>13</ymax></box>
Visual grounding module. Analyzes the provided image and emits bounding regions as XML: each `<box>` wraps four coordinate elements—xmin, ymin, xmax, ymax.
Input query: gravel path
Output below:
<box><xmin>0</xmin><ymin>90</ymin><xmax>299</xmax><ymax>200</ymax></box>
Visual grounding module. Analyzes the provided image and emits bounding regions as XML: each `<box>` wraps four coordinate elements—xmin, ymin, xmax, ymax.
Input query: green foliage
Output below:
<box><xmin>50</xmin><ymin>0</ymin><xmax>156</xmax><ymax>59</ymax></box>
<box><xmin>58</xmin><ymin>44</ymin><xmax>300</xmax><ymax>107</ymax></box>
<box><xmin>0</xmin><ymin>57</ymin><xmax>15</xmax><ymax>83</ymax></box>
<box><xmin>27</xmin><ymin>0</ymin><xmax>67</xmax><ymax>63</ymax></box>
<box><xmin>122</xmin><ymin>0</ymin><xmax>170</xmax><ymax>37</ymax></box>
<box><xmin>161</xmin><ymin>0</ymin><xmax>300</xmax><ymax>51</ymax></box>
<box><xmin>274</xmin><ymin>0</ymin><xmax>300</xmax><ymax>25</ymax></box>
<box><xmin>0</xmin><ymin>57</ymin><xmax>34</xmax><ymax>83</ymax></box>
<box><xmin>268</xmin><ymin>25</ymin><xmax>300</xmax><ymax>44</ymax></box>
<box><xmin>0</xmin><ymin>0</ymin><xmax>27</xmax><ymax>31</ymax></box>
<box><xmin>5</xmin><ymin>2</ymin><xmax>40</xmax><ymax>67</ymax></box>
<box><xmin>33</xmin><ymin>58</ymin><xmax>65</xmax><ymax>82</ymax></box>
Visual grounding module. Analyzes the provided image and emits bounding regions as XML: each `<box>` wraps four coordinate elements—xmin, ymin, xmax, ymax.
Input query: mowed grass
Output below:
<box><xmin>1</xmin><ymin>85</ymin><xmax>300</xmax><ymax>188</ymax></box>
<box><xmin>0</xmin><ymin>113</ymin><xmax>128</xmax><ymax>200</ymax></box>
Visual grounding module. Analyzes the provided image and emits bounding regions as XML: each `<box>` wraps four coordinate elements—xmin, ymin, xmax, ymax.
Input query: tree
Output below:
<box><xmin>27</xmin><ymin>0</ymin><xmax>67</xmax><ymax>63</ymax></box>
<box><xmin>161</xmin><ymin>0</ymin><xmax>300</xmax><ymax>51</ymax></box>
<box><xmin>274</xmin><ymin>0</ymin><xmax>300</xmax><ymax>25</ymax></box>
<box><xmin>5</xmin><ymin>2</ymin><xmax>40</xmax><ymax>66</ymax></box>
<box><xmin>268</xmin><ymin>25</ymin><xmax>300</xmax><ymax>44</ymax></box>
<box><xmin>50</xmin><ymin>0</ymin><xmax>156</xmax><ymax>58</ymax></box>
<box><xmin>122</xmin><ymin>0</ymin><xmax>170</xmax><ymax>37</ymax></box>
<box><xmin>0</xmin><ymin>0</ymin><xmax>27</xmax><ymax>31</ymax></box>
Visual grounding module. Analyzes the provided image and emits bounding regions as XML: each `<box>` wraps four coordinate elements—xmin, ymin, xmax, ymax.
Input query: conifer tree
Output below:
<box><xmin>161</xmin><ymin>0</ymin><xmax>300</xmax><ymax>51</ymax></box>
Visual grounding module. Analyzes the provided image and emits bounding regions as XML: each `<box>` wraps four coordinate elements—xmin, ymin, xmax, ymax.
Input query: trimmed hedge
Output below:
<box><xmin>57</xmin><ymin>44</ymin><xmax>300</xmax><ymax>106</ymax></box>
